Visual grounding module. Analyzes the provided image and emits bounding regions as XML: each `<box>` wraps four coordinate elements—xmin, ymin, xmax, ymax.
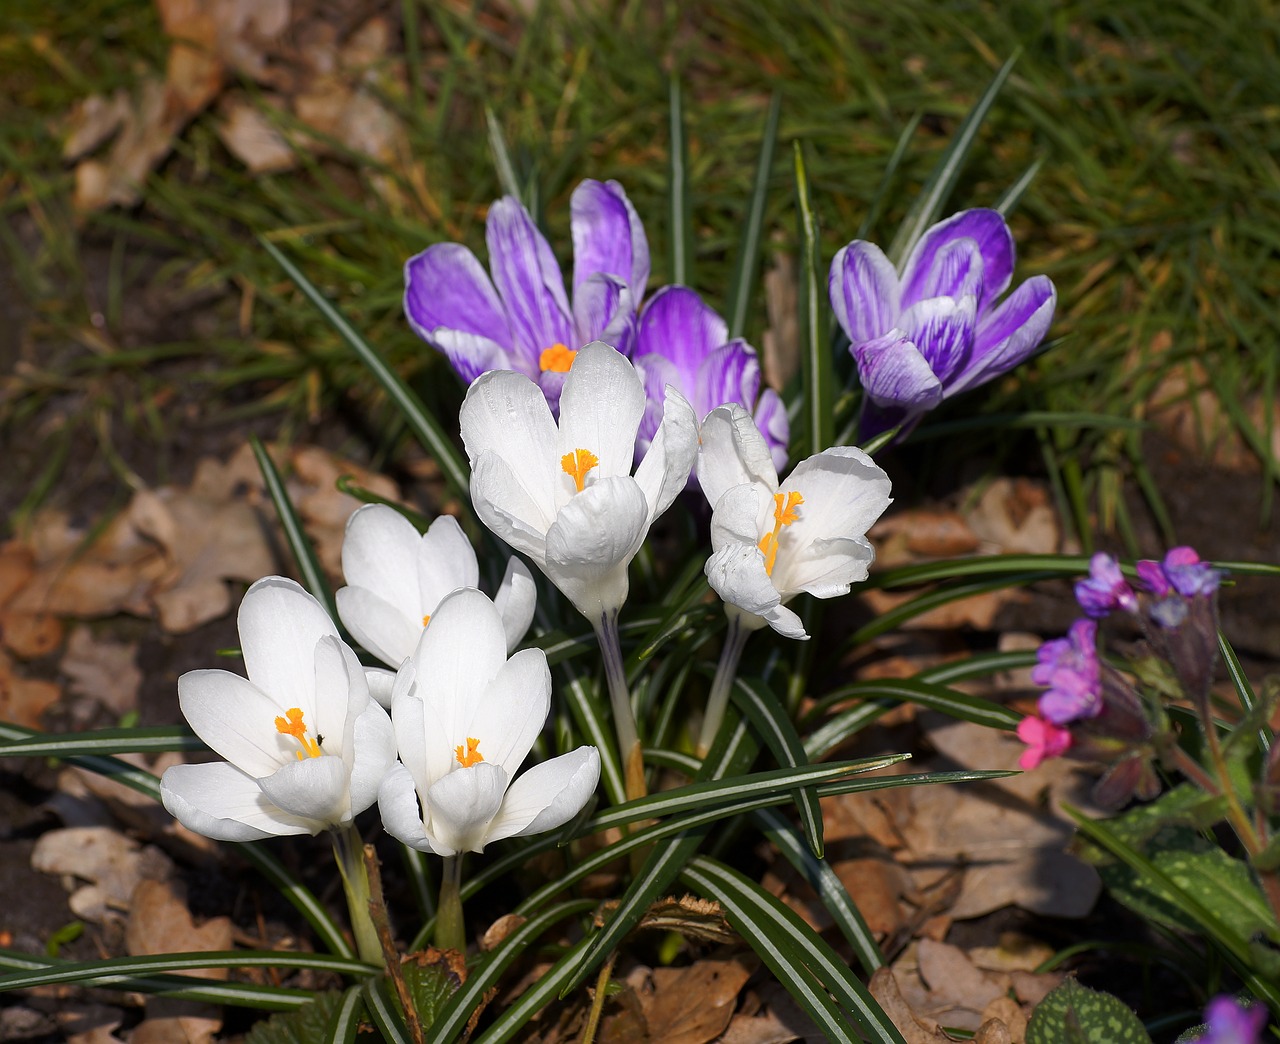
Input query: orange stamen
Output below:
<box><xmin>757</xmin><ymin>490</ymin><xmax>804</xmax><ymax>577</ymax></box>
<box><xmin>560</xmin><ymin>448</ymin><xmax>599</xmax><ymax>492</ymax></box>
<box><xmin>454</xmin><ymin>737</ymin><xmax>484</xmax><ymax>768</ymax></box>
<box><xmin>274</xmin><ymin>707</ymin><xmax>322</xmax><ymax>760</ymax></box>
<box><xmin>421</xmin><ymin>613</ymin><xmax>431</xmax><ymax>628</ymax></box>
<box><xmin>539</xmin><ymin>343</ymin><xmax>577</xmax><ymax>372</ymax></box>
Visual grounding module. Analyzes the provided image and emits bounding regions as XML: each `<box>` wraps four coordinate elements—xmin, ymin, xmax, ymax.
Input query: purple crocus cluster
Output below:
<box><xmin>829</xmin><ymin>209</ymin><xmax>1057</xmax><ymax>439</ymax></box>
<box><xmin>403</xmin><ymin>179</ymin><xmax>788</xmax><ymax>469</ymax></box>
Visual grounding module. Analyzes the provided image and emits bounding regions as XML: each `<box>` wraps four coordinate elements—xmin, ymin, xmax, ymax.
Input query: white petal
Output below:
<box><xmin>461</xmin><ymin>647</ymin><xmax>550</xmax><ymax>780</ymax></box>
<box><xmin>346</xmin><ymin>699</ymin><xmax>396</xmax><ymax>815</ymax></box>
<box><xmin>425</xmin><ymin>762</ymin><xmax>509</xmax><ymax>854</ymax></box>
<box><xmin>633</xmin><ymin>385</ymin><xmax>698</xmax><ymax>523</ymax></box>
<box><xmin>389</xmin><ymin>662</ymin><xmax>432</xmax><ymax>791</ymax></box>
<box><xmin>495</xmin><ymin>556</ymin><xmax>537</xmax><ymax>653</ymax></box>
<box><xmin>178</xmin><ymin>669</ymin><xmax>287</xmax><ymax>777</ymax></box>
<box><xmin>709</xmin><ymin>483</ymin><xmax>770</xmax><ymax>549</ymax></box>
<box><xmin>339</xmin><ymin>505</ymin><xmax>423</xmax><ymax>620</ymax></box>
<box><xmin>460</xmin><ymin>369</ymin><xmax>559</xmax><ymax>522</ymax></box>
<box><xmin>696</xmin><ymin>404</ymin><xmax>779</xmax><ymax>510</ymax></box>
<box><xmin>337</xmin><ymin>585</ymin><xmax>420</xmax><ymax>669</ymax></box>
<box><xmin>486</xmin><ymin>746</ymin><xmax>601</xmax><ymax>843</ymax></box>
<box><xmin>544</xmin><ymin>476</ymin><xmax>648</xmax><ymax>617</ymax></box>
<box><xmin>378</xmin><ymin>761</ymin><xmax>444</xmax><ymax>854</ymax></box>
<box><xmin>363</xmin><ymin>666</ymin><xmax>397</xmax><ymax>709</ymax></box>
<box><xmin>237</xmin><ymin>577</ymin><xmax>338</xmax><ymax>716</ymax></box>
<box><xmin>418</xmin><ymin>514</ymin><xmax>480</xmax><ymax>609</ymax></box>
<box><xmin>556</xmin><ymin>342</ymin><xmax>644</xmax><ymax>482</ymax></box>
<box><xmin>257</xmin><ymin>755</ymin><xmax>350</xmax><ymax>826</ymax></box>
<box><xmin>311</xmin><ymin>636</ymin><xmax>367</xmax><ymax>758</ymax></box>
<box><xmin>783</xmin><ymin>535</ymin><xmax>877</xmax><ymax>600</ymax></box>
<box><xmin>758</xmin><ymin>602</ymin><xmax>809</xmax><ymax>640</ymax></box>
<box><xmin>161</xmin><ymin>762</ymin><xmax>316</xmax><ymax>841</ymax></box>
<box><xmin>471</xmin><ymin>451</ymin><xmax>552</xmax><ymax>561</ymax></box>
<box><xmin>705</xmin><ymin>543</ymin><xmax>781</xmax><ymax>619</ymax></box>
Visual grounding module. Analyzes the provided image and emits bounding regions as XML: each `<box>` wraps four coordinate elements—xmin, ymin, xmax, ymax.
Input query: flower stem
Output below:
<box><xmin>697</xmin><ymin>613</ymin><xmax>750</xmax><ymax>759</ymax></box>
<box><xmin>435</xmin><ymin>854</ymin><xmax>466</xmax><ymax>953</ymax></box>
<box><xmin>331</xmin><ymin>824</ymin><xmax>383</xmax><ymax>965</ymax></box>
<box><xmin>596</xmin><ymin>610</ymin><xmax>645</xmax><ymax>802</ymax></box>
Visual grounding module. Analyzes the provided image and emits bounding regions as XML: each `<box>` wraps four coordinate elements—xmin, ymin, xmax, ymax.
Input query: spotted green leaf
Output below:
<box><xmin>1027</xmin><ymin>979</ymin><xmax>1152</xmax><ymax>1044</ymax></box>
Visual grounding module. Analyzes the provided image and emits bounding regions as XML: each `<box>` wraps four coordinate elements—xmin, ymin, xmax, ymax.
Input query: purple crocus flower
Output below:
<box><xmin>1194</xmin><ymin>996</ymin><xmax>1268</xmax><ymax>1043</ymax></box>
<box><xmin>404</xmin><ymin>179</ymin><xmax>648</xmax><ymax>412</ymax></box>
<box><xmin>1074</xmin><ymin>553</ymin><xmax>1138</xmax><ymax>617</ymax></box>
<box><xmin>829</xmin><ymin>208</ymin><xmax>1056</xmax><ymax>438</ymax></box>
<box><xmin>630</xmin><ymin>285</ymin><xmax>789</xmax><ymax>473</ymax></box>
<box><xmin>1032</xmin><ymin>618</ymin><xmax>1102</xmax><ymax>725</ymax></box>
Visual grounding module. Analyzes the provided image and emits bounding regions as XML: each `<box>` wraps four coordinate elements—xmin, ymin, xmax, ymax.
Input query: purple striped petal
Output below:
<box><xmin>948</xmin><ymin>275</ymin><xmax>1055</xmax><ymax>397</ymax></box>
<box><xmin>572</xmin><ymin>273</ymin><xmax>636</xmax><ymax>356</ymax></box>
<box><xmin>405</xmin><ymin>244</ymin><xmax>515</xmax><ymax>382</ymax></box>
<box><xmin>571</xmin><ymin>179</ymin><xmax>650</xmax><ymax>302</ymax></box>
<box><xmin>852</xmin><ymin>330</ymin><xmax>944</xmax><ymax>411</ymax></box>
<box><xmin>631</xmin><ymin>352</ymin><xmax>680</xmax><ymax>457</ymax></box>
<box><xmin>901</xmin><ymin>209</ymin><xmax>1014</xmax><ymax>314</ymax></box>
<box><xmin>486</xmin><ymin>197</ymin><xmax>573</xmax><ymax>371</ymax></box>
<box><xmin>906</xmin><ymin>237</ymin><xmax>984</xmax><ymax>305</ymax></box>
<box><xmin>829</xmin><ymin>241</ymin><xmax>899</xmax><ymax>345</ymax></box>
<box><xmin>899</xmin><ymin>295</ymin><xmax>978</xmax><ymax>386</ymax></box>
<box><xmin>753</xmin><ymin>388</ymin><xmax>790</xmax><ymax>474</ymax></box>
<box><xmin>634</xmin><ymin>285</ymin><xmax>728</xmax><ymax>388</ymax></box>
<box><xmin>693</xmin><ymin>339</ymin><xmax>761</xmax><ymax>420</ymax></box>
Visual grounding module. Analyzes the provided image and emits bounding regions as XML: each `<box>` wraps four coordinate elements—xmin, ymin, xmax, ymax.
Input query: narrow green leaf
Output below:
<box><xmin>753</xmin><ymin>807</ymin><xmax>883</xmax><ymax>974</ymax></box>
<box><xmin>259</xmin><ymin>236</ymin><xmax>471</xmax><ymax>501</ymax></box>
<box><xmin>557</xmin><ymin>664</ymin><xmax>625</xmax><ymax>805</ymax></box>
<box><xmin>794</xmin><ymin>140</ymin><xmax>833</xmax><ymax>455</ymax></box>
<box><xmin>485</xmin><ymin>105</ymin><xmax>523</xmax><ymax>203</ymax></box>
<box><xmin>251</xmin><ymin>435</ymin><xmax>335</xmax><ymax>619</ymax></box>
<box><xmin>0</xmin><ymin>726</ymin><xmax>204</xmax><ymax>758</ymax></box>
<box><xmin>994</xmin><ymin>155</ymin><xmax>1045</xmax><ymax>216</ymax></box>
<box><xmin>361</xmin><ymin>978</ymin><xmax>412</xmax><ymax>1044</ymax></box>
<box><xmin>886</xmin><ymin>51</ymin><xmax>1019</xmax><ymax>266</ymax></box>
<box><xmin>732</xmin><ymin>676</ymin><xmax>824</xmax><ymax>856</ymax></box>
<box><xmin>328</xmin><ymin>986</ymin><xmax>365</xmax><ymax>1044</ymax></box>
<box><xmin>725</xmin><ymin>92</ymin><xmax>781</xmax><ymax>340</ymax></box>
<box><xmin>427</xmin><ymin>899</ymin><xmax>596</xmax><ymax>1043</ymax></box>
<box><xmin>668</xmin><ymin>74</ymin><xmax>692</xmax><ymax>285</ymax></box>
<box><xmin>472</xmin><ymin>936</ymin><xmax>595</xmax><ymax>1044</ymax></box>
<box><xmin>807</xmin><ymin>677</ymin><xmax>1022</xmax><ymax>732</ymax></box>
<box><xmin>244</xmin><ymin>986</ymin><xmax>365</xmax><ymax>1044</ymax></box>
<box><xmin>1219</xmin><ymin>631</ymin><xmax>1272</xmax><ymax>753</ymax></box>
<box><xmin>683</xmin><ymin>856</ymin><xmax>907</xmax><ymax>1043</ymax></box>
<box><xmin>855</xmin><ymin>113</ymin><xmax>922</xmax><ymax>241</ymax></box>
<box><xmin>869</xmin><ymin>552</ymin><xmax>1094</xmax><ymax>589</ymax></box>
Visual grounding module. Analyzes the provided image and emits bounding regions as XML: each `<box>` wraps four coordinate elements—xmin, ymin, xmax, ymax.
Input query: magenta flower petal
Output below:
<box><xmin>829</xmin><ymin>241</ymin><xmax>900</xmax><ymax>344</ymax></box>
<box><xmin>900</xmin><ymin>208</ymin><xmax>1014</xmax><ymax>312</ymax></box>
<box><xmin>1017</xmin><ymin>715</ymin><xmax>1072</xmax><ymax>770</ymax></box>
<box><xmin>571</xmin><ymin>179</ymin><xmax>649</xmax><ymax>303</ymax></box>
<box><xmin>1199</xmin><ymin>996</ymin><xmax>1267</xmax><ymax>1044</ymax></box>
<box><xmin>485</xmin><ymin>196</ymin><xmax>573</xmax><ymax>370</ymax></box>
<box><xmin>1075</xmin><ymin>553</ymin><xmax>1138</xmax><ymax>617</ymax></box>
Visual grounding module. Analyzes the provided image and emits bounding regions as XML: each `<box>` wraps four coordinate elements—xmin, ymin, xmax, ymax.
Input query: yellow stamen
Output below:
<box><xmin>274</xmin><ymin>707</ymin><xmax>322</xmax><ymax>760</ymax></box>
<box><xmin>455</xmin><ymin>737</ymin><xmax>484</xmax><ymax>768</ymax></box>
<box><xmin>561</xmin><ymin>448</ymin><xmax>599</xmax><ymax>492</ymax></box>
<box><xmin>422</xmin><ymin>613</ymin><xmax>431</xmax><ymax>628</ymax></box>
<box><xmin>757</xmin><ymin>490</ymin><xmax>804</xmax><ymax>577</ymax></box>
<box><xmin>539</xmin><ymin>343</ymin><xmax>577</xmax><ymax>372</ymax></box>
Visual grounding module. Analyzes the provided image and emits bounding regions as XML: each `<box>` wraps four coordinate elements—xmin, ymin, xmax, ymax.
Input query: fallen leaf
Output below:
<box><xmin>0</xmin><ymin>649</ymin><xmax>61</xmax><ymax>728</ymax></box>
<box><xmin>637</xmin><ymin>955</ymin><xmax>755</xmax><ymax>1044</ymax></box>
<box><xmin>868</xmin><ymin>967</ymin><xmax>951</xmax><ymax>1043</ymax></box>
<box><xmin>216</xmin><ymin>94</ymin><xmax>297</xmax><ymax>172</ymax></box>
<box><xmin>31</xmin><ymin>826</ymin><xmax>173</xmax><ymax>924</ymax></box>
<box><xmin>60</xmin><ymin>90</ymin><xmax>132</xmax><ymax>160</ymax></box>
<box><xmin>61</xmin><ymin>626</ymin><xmax>141</xmax><ymax>716</ymax></box>
<box><xmin>964</xmin><ymin>478</ymin><xmax>1061</xmax><ymax>556</ymax></box>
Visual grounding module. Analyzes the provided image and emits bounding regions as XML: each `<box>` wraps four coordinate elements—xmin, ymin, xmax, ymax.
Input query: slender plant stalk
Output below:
<box><xmin>579</xmin><ymin>953</ymin><xmax>617</xmax><ymax>1044</ymax></box>
<box><xmin>331</xmin><ymin>824</ymin><xmax>383</xmax><ymax>965</ymax></box>
<box><xmin>362</xmin><ymin>844</ymin><xmax>426</xmax><ymax>1044</ymax></box>
<box><xmin>697</xmin><ymin>612</ymin><xmax>751</xmax><ymax>758</ymax></box>
<box><xmin>436</xmin><ymin>854</ymin><xmax>466</xmax><ymax>953</ymax></box>
<box><xmin>596</xmin><ymin>610</ymin><xmax>645</xmax><ymax>801</ymax></box>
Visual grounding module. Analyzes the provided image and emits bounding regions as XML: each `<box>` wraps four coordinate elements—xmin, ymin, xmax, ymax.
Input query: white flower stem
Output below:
<box><xmin>435</xmin><ymin>854</ymin><xmax>466</xmax><ymax>953</ymax></box>
<box><xmin>595</xmin><ymin>610</ymin><xmax>645</xmax><ymax>802</ymax></box>
<box><xmin>331</xmin><ymin>824</ymin><xmax>383</xmax><ymax>965</ymax></box>
<box><xmin>697</xmin><ymin>613</ymin><xmax>751</xmax><ymax>759</ymax></box>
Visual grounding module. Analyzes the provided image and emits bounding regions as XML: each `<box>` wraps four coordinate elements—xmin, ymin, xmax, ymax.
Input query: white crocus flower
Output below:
<box><xmin>697</xmin><ymin>404</ymin><xmax>893</xmax><ymax>639</ymax></box>
<box><xmin>378</xmin><ymin>588</ymin><xmax>600</xmax><ymax>856</ymax></box>
<box><xmin>160</xmin><ymin>577</ymin><xmax>396</xmax><ymax>841</ymax></box>
<box><xmin>459</xmin><ymin>341</ymin><xmax>697</xmax><ymax>622</ymax></box>
<box><xmin>336</xmin><ymin>504</ymin><xmax>536</xmax><ymax>705</ymax></box>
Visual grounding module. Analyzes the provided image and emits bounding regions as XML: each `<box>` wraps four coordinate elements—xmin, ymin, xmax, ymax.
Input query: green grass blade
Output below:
<box><xmin>237</xmin><ymin>844</ymin><xmax>356</xmax><ymax>959</ymax></box>
<box><xmin>472</xmin><ymin>936</ymin><xmax>595</xmax><ymax>1044</ymax></box>
<box><xmin>886</xmin><ymin>50</ymin><xmax>1019</xmax><ymax>267</ymax></box>
<box><xmin>0</xmin><ymin>726</ymin><xmax>204</xmax><ymax>758</ymax></box>
<box><xmin>485</xmin><ymin>105</ymin><xmax>524</xmax><ymax>203</ymax></box>
<box><xmin>425</xmin><ymin>899</ymin><xmax>596</xmax><ymax>1043</ymax></box>
<box><xmin>794</xmin><ymin>140</ymin><xmax>834</xmax><ymax>455</ymax></box>
<box><xmin>361</xmin><ymin>978</ymin><xmax>412</xmax><ymax>1044</ymax></box>
<box><xmin>0</xmin><ymin>722</ymin><xmax>162</xmax><ymax>799</ymax></box>
<box><xmin>250</xmin><ymin>435</ymin><xmax>335</xmax><ymax>620</ymax></box>
<box><xmin>327</xmin><ymin>985</ymin><xmax>365</xmax><ymax>1044</ymax></box>
<box><xmin>1218</xmin><ymin>631</ymin><xmax>1271</xmax><ymax>753</ymax></box>
<box><xmin>855</xmin><ymin>112</ymin><xmax>922</xmax><ymax>241</ymax></box>
<box><xmin>752</xmin><ymin>807</ymin><xmax>884</xmax><ymax>974</ymax></box>
<box><xmin>868</xmin><ymin>552</ymin><xmax>1093</xmax><ymax>588</ymax></box>
<box><xmin>725</xmin><ymin>91</ymin><xmax>781</xmax><ymax>340</ymax></box>
<box><xmin>558</xmin><ymin>664</ymin><xmax>625</xmax><ymax>805</ymax></box>
<box><xmin>668</xmin><ymin>74</ymin><xmax>692</xmax><ymax>286</ymax></box>
<box><xmin>732</xmin><ymin>676</ymin><xmax>825</xmax><ymax>857</ymax></box>
<box><xmin>807</xmin><ymin>677</ymin><xmax>1022</xmax><ymax>731</ymax></box>
<box><xmin>682</xmin><ymin>856</ymin><xmax>906</xmax><ymax>1044</ymax></box>
<box><xmin>258</xmin><ymin>236</ymin><xmax>472</xmax><ymax>502</ymax></box>
<box><xmin>994</xmin><ymin>155</ymin><xmax>1046</xmax><ymax>216</ymax></box>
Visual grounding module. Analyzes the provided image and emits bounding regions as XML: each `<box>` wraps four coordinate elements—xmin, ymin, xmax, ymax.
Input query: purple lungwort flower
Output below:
<box><xmin>404</xmin><ymin>179</ymin><xmax>649</xmax><ymax>412</ymax></box>
<box><xmin>1032</xmin><ymin>618</ymin><xmax>1102</xmax><ymax>725</ymax></box>
<box><xmin>631</xmin><ymin>285</ymin><xmax>789</xmax><ymax>473</ymax></box>
<box><xmin>829</xmin><ymin>208</ymin><xmax>1056</xmax><ymax>438</ymax></box>
<box><xmin>1194</xmin><ymin>996</ymin><xmax>1267</xmax><ymax>1044</ymax></box>
<box><xmin>1075</xmin><ymin>552</ymin><xmax>1138</xmax><ymax>617</ymax></box>
<box><xmin>1136</xmin><ymin>545</ymin><xmax>1222</xmax><ymax>598</ymax></box>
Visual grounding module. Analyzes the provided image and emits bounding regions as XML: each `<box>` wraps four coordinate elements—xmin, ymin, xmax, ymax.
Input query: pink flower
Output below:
<box><xmin>1017</xmin><ymin>715</ymin><xmax>1072</xmax><ymax>770</ymax></box>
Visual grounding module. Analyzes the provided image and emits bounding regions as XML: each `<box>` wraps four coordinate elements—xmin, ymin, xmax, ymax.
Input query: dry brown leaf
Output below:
<box><xmin>60</xmin><ymin>91</ymin><xmax>132</xmax><ymax>161</ymax></box>
<box><xmin>0</xmin><ymin>610</ymin><xmax>64</xmax><ymax>659</ymax></box>
<box><xmin>61</xmin><ymin>626</ymin><xmax>141</xmax><ymax>716</ymax></box>
<box><xmin>31</xmin><ymin>826</ymin><xmax>173</xmax><ymax>924</ymax></box>
<box><xmin>637</xmin><ymin>955</ymin><xmax>754</xmax><ymax>1044</ymax></box>
<box><xmin>0</xmin><ymin>649</ymin><xmax>61</xmax><ymax>728</ymax></box>
<box><xmin>0</xmin><ymin>542</ymin><xmax>36</xmax><ymax>606</ymax></box>
<box><xmin>964</xmin><ymin>478</ymin><xmax>1061</xmax><ymax>555</ymax></box>
<box><xmin>981</xmin><ymin>997</ymin><xmax>1028</xmax><ymax>1042</ymax></box>
<box><xmin>868</xmin><ymin>967</ymin><xmax>951</xmax><ymax>1043</ymax></box>
<box><xmin>216</xmin><ymin>94</ymin><xmax>297</xmax><ymax>172</ymax></box>
<box><xmin>875</xmin><ymin>508</ymin><xmax>981</xmax><ymax>558</ymax></box>
<box><xmin>974</xmin><ymin>1017</ymin><xmax>1016</xmax><ymax>1044</ymax></box>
